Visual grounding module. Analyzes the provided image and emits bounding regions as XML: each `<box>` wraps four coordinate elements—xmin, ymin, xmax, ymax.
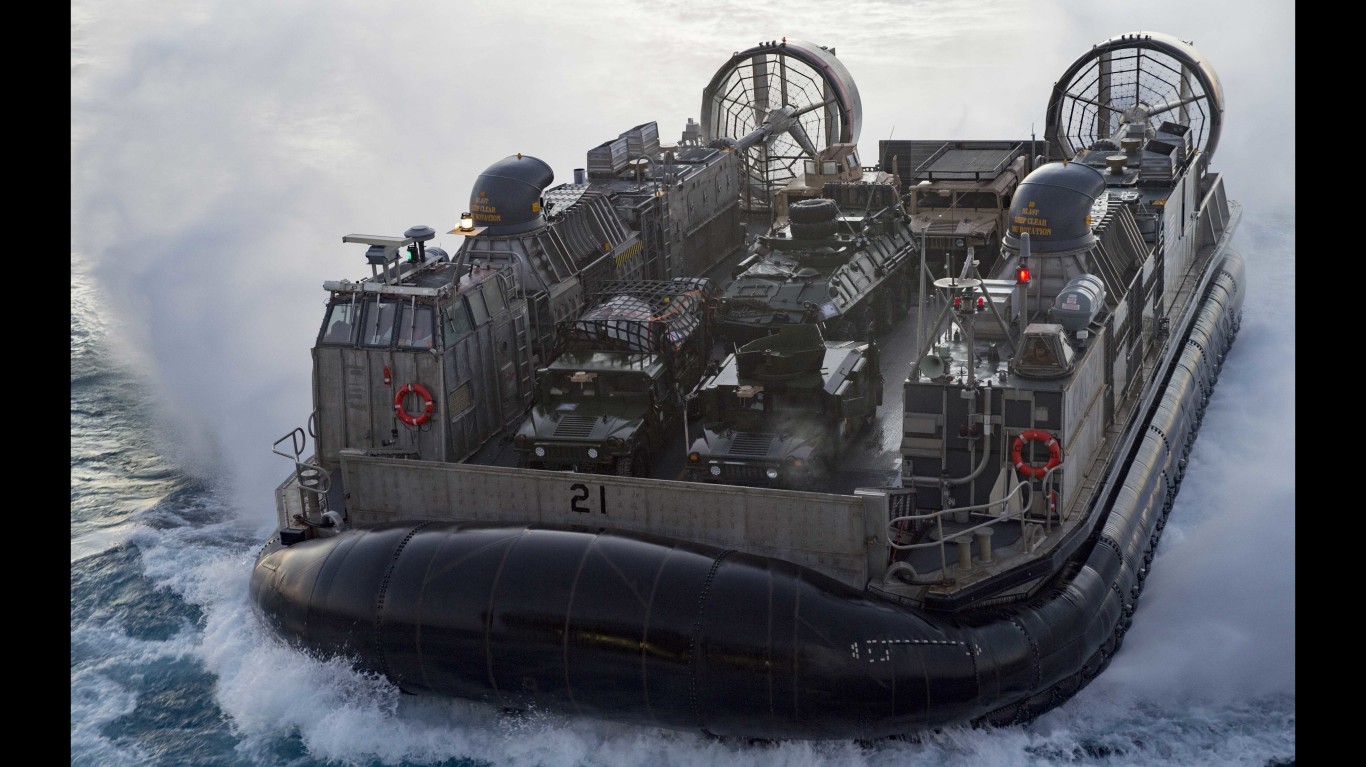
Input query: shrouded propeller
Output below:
<box><xmin>1046</xmin><ymin>31</ymin><xmax>1224</xmax><ymax>163</ymax></box>
<box><xmin>701</xmin><ymin>39</ymin><xmax>862</xmax><ymax>211</ymax></box>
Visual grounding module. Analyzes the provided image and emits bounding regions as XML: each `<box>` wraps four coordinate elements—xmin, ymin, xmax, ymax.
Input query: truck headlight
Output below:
<box><xmin>709</xmin><ymin>465</ymin><xmax>721</xmax><ymax>476</ymax></box>
<box><xmin>534</xmin><ymin>446</ymin><xmax>546</xmax><ymax>457</ymax></box>
<box><xmin>587</xmin><ymin>447</ymin><xmax>600</xmax><ymax>459</ymax></box>
<box><xmin>765</xmin><ymin>468</ymin><xmax>779</xmax><ymax>480</ymax></box>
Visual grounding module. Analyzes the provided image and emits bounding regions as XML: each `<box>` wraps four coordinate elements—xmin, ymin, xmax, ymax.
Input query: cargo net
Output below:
<box><xmin>561</xmin><ymin>279</ymin><xmax>711</xmax><ymax>354</ymax></box>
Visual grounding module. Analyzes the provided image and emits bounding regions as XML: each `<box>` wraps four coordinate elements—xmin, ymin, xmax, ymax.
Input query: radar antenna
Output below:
<box><xmin>701</xmin><ymin>39</ymin><xmax>862</xmax><ymax>212</ymax></box>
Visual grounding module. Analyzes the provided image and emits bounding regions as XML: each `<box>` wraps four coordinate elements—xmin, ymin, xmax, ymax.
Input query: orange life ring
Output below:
<box><xmin>1011</xmin><ymin>429</ymin><xmax>1061</xmax><ymax>479</ymax></box>
<box><xmin>394</xmin><ymin>382</ymin><xmax>435</xmax><ymax>426</ymax></box>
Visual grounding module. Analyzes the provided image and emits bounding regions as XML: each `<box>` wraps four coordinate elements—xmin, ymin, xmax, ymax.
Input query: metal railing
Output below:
<box><xmin>271</xmin><ymin>412</ymin><xmax>330</xmax><ymax>526</ymax></box>
<box><xmin>884</xmin><ymin>461</ymin><xmax>1066</xmax><ymax>585</ymax></box>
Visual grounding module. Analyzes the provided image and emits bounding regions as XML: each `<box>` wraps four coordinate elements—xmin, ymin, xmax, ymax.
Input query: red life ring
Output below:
<box><xmin>1011</xmin><ymin>429</ymin><xmax>1061</xmax><ymax>479</ymax></box>
<box><xmin>394</xmin><ymin>382</ymin><xmax>435</xmax><ymax>426</ymax></box>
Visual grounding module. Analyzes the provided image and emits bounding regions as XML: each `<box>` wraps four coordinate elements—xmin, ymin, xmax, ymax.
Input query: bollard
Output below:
<box><xmin>955</xmin><ymin>535</ymin><xmax>975</xmax><ymax>573</ymax></box>
<box><xmin>974</xmin><ymin>527</ymin><xmax>994</xmax><ymax>564</ymax></box>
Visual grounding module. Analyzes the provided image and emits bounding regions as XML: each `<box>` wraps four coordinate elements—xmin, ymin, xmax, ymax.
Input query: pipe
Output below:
<box><xmin>902</xmin><ymin>381</ymin><xmax>993</xmax><ymax>494</ymax></box>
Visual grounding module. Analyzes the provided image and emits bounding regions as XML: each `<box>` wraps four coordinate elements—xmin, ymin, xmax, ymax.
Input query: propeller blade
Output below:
<box><xmin>1066</xmin><ymin>92</ymin><xmax>1110</xmax><ymax>110</ymax></box>
<box><xmin>786</xmin><ymin>120</ymin><xmax>820</xmax><ymax>159</ymax></box>
<box><xmin>752</xmin><ymin>56</ymin><xmax>770</xmax><ymax>128</ymax></box>
<box><xmin>1146</xmin><ymin>92</ymin><xmax>1204</xmax><ymax>118</ymax></box>
<box><xmin>791</xmin><ymin>98</ymin><xmax>836</xmax><ymax>119</ymax></box>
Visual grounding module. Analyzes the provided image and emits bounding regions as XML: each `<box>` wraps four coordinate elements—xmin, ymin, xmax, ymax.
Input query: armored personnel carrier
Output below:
<box><xmin>684</xmin><ymin>323</ymin><xmax>881</xmax><ymax>488</ymax></box>
<box><xmin>512</xmin><ymin>278</ymin><xmax>716</xmax><ymax>476</ymax></box>
<box><xmin>714</xmin><ymin>157</ymin><xmax>918</xmax><ymax>346</ymax></box>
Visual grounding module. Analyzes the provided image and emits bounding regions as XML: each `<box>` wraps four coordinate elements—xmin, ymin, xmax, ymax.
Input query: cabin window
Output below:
<box><xmin>441</xmin><ymin>303</ymin><xmax>474</xmax><ymax>348</ymax></box>
<box><xmin>360</xmin><ymin>299</ymin><xmax>398</xmax><ymax>347</ymax></box>
<box><xmin>822</xmin><ymin>162</ymin><xmax>839</xmax><ymax>175</ymax></box>
<box><xmin>804</xmin><ymin>160</ymin><xmax>816</xmax><ymax>175</ymax></box>
<box><xmin>481</xmin><ymin>283</ymin><xmax>506</xmax><ymax>316</ymax></box>
<box><xmin>466</xmin><ymin>290</ymin><xmax>489</xmax><ymax>326</ymax></box>
<box><xmin>320</xmin><ymin>300</ymin><xmax>359</xmax><ymax>345</ymax></box>
<box><xmin>1021</xmin><ymin>336</ymin><xmax>1059</xmax><ymax>366</ymax></box>
<box><xmin>397</xmin><ymin>304</ymin><xmax>435</xmax><ymax>349</ymax></box>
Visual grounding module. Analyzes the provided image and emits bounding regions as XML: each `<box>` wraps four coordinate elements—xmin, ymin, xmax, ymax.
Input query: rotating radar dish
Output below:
<box><xmin>701</xmin><ymin>39</ymin><xmax>862</xmax><ymax>212</ymax></box>
<box><xmin>1046</xmin><ymin>32</ymin><xmax>1224</xmax><ymax>165</ymax></box>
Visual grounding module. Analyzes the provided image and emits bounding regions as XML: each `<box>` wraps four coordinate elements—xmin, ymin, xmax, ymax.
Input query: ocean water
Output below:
<box><xmin>71</xmin><ymin>2</ymin><xmax>1295</xmax><ymax>765</ymax></box>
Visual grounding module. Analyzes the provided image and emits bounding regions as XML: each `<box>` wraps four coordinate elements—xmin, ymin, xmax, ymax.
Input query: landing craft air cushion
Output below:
<box><xmin>251</xmin><ymin>33</ymin><xmax>1242</xmax><ymax>740</ymax></box>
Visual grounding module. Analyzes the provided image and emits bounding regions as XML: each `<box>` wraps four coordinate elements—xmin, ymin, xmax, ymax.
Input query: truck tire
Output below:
<box><xmin>615</xmin><ymin>449</ymin><xmax>649</xmax><ymax>477</ymax></box>
<box><xmin>789</xmin><ymin>197</ymin><xmax>838</xmax><ymax>223</ymax></box>
<box><xmin>789</xmin><ymin>218</ymin><xmax>837</xmax><ymax>239</ymax></box>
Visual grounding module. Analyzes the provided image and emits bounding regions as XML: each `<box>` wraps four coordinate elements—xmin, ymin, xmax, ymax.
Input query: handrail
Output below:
<box><xmin>883</xmin><ymin>457</ymin><xmax>1072</xmax><ymax>585</ymax></box>
<box><xmin>272</xmin><ymin>421</ymin><xmax>331</xmax><ymax>520</ymax></box>
<box><xmin>272</xmin><ymin>426</ymin><xmax>307</xmax><ymax>462</ymax></box>
<box><xmin>886</xmin><ymin>477</ymin><xmax>1034</xmax><ymax>551</ymax></box>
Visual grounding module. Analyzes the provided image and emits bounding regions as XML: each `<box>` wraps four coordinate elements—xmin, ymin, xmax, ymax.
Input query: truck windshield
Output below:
<box><xmin>547</xmin><ymin>372</ymin><xmax>600</xmax><ymax>399</ymax></box>
<box><xmin>956</xmin><ymin>191</ymin><xmax>999</xmax><ymax>209</ymax></box>
<box><xmin>724</xmin><ymin>390</ymin><xmax>767</xmax><ymax>414</ymax></box>
<box><xmin>719</xmin><ymin>388</ymin><xmax>825</xmax><ymax>418</ymax></box>
<box><xmin>546</xmin><ymin>371</ymin><xmax>653</xmax><ymax>400</ymax></box>
<box><xmin>604</xmin><ymin>374</ymin><xmax>650</xmax><ymax>397</ymax></box>
<box><xmin>915</xmin><ymin>190</ymin><xmax>955</xmax><ymax>209</ymax></box>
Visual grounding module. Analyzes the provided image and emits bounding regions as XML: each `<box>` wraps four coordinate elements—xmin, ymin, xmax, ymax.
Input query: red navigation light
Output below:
<box><xmin>976</xmin><ymin>297</ymin><xmax>985</xmax><ymax>311</ymax></box>
<box><xmin>1016</xmin><ymin>265</ymin><xmax>1032</xmax><ymax>284</ymax></box>
<box><xmin>953</xmin><ymin>295</ymin><xmax>962</xmax><ymax>309</ymax></box>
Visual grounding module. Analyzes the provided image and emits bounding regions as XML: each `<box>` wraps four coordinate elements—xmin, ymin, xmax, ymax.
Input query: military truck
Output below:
<box><xmin>879</xmin><ymin>139</ymin><xmax>1035</xmax><ymax>278</ymax></box>
<box><xmin>512</xmin><ymin>278</ymin><xmax>717</xmax><ymax>476</ymax></box>
<box><xmin>685</xmin><ymin>323</ymin><xmax>881</xmax><ymax>488</ymax></box>
<box><xmin>769</xmin><ymin>142</ymin><xmax>898</xmax><ymax>226</ymax></box>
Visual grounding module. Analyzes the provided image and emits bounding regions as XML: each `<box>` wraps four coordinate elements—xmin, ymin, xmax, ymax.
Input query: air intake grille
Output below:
<box><xmin>553</xmin><ymin>415</ymin><xmax>598</xmax><ymax>439</ymax></box>
<box><xmin>723</xmin><ymin>465</ymin><xmax>771</xmax><ymax>482</ymax></box>
<box><xmin>730</xmin><ymin>432</ymin><xmax>775</xmax><ymax>457</ymax></box>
